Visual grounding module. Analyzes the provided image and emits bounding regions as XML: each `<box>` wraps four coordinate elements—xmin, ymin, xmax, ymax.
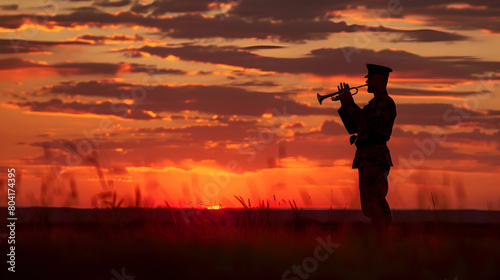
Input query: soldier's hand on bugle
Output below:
<box><xmin>335</xmin><ymin>83</ymin><xmax>355</xmax><ymax>106</ymax></box>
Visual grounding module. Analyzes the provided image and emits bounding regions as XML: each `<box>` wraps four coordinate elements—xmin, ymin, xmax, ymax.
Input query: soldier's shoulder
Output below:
<box><xmin>380</xmin><ymin>93</ymin><xmax>395</xmax><ymax>103</ymax></box>
<box><xmin>376</xmin><ymin>94</ymin><xmax>395</xmax><ymax>107</ymax></box>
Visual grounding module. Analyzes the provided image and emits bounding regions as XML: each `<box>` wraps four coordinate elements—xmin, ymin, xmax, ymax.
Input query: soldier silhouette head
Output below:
<box><xmin>365</xmin><ymin>64</ymin><xmax>392</xmax><ymax>96</ymax></box>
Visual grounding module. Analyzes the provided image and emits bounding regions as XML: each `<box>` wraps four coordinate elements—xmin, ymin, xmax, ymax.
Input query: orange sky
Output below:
<box><xmin>0</xmin><ymin>0</ymin><xmax>499</xmax><ymax>210</ymax></box>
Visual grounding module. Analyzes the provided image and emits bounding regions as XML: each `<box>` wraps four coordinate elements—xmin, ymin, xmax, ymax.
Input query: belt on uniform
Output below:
<box><xmin>355</xmin><ymin>139</ymin><xmax>387</xmax><ymax>149</ymax></box>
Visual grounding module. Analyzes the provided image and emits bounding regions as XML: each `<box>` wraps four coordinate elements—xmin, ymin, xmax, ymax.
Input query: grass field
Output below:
<box><xmin>1</xmin><ymin>206</ymin><xmax>499</xmax><ymax>280</ymax></box>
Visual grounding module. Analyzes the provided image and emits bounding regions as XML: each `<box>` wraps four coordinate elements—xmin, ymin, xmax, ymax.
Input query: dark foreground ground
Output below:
<box><xmin>1</xmin><ymin>207</ymin><xmax>499</xmax><ymax>280</ymax></box>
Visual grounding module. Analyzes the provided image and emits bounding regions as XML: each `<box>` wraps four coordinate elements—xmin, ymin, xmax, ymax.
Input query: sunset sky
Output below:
<box><xmin>0</xmin><ymin>0</ymin><xmax>499</xmax><ymax>210</ymax></box>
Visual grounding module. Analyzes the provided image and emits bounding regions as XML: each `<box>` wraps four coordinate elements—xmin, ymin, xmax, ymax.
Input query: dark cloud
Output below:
<box><xmin>0</xmin><ymin>38</ymin><xmax>90</xmax><ymax>54</ymax></box>
<box><xmin>0</xmin><ymin>11</ymin><xmax>145</xmax><ymax>30</ymax></box>
<box><xmin>435</xmin><ymin>15</ymin><xmax>500</xmax><ymax>33</ymax></box>
<box><xmin>0</xmin><ymin>14</ymin><xmax>34</xmax><ymax>29</ymax></box>
<box><xmin>124</xmin><ymin>45</ymin><xmax>500</xmax><ymax>79</ymax></box>
<box><xmin>228</xmin><ymin>0</ymin><xmax>347</xmax><ymax>21</ymax></box>
<box><xmin>51</xmin><ymin>62</ymin><xmax>123</xmax><ymax>75</ymax></box>
<box><xmin>74</xmin><ymin>33</ymin><xmax>144</xmax><ymax>44</ymax></box>
<box><xmin>41</xmin><ymin>80</ymin><xmax>133</xmax><ymax>98</ymax></box>
<box><xmin>10</xmin><ymin>98</ymin><xmax>161</xmax><ymax>120</ymax></box>
<box><xmin>228</xmin><ymin>0</ymin><xmax>500</xmax><ymax>33</ymax></box>
<box><xmin>0</xmin><ymin>9</ymin><xmax>467</xmax><ymax>43</ymax></box>
<box><xmin>29</xmin><ymin>79</ymin><xmax>500</xmax><ymax>130</ymax></box>
<box><xmin>130</xmin><ymin>0</ymin><xmax>211</xmax><ymax>15</ymax></box>
<box><xmin>22</xmin><ymin>117</ymin><xmax>499</xmax><ymax>172</ymax></box>
<box><xmin>67</xmin><ymin>6</ymin><xmax>100</xmax><ymax>13</ymax></box>
<box><xmin>388</xmin><ymin>29</ymin><xmax>468</xmax><ymax>42</ymax></box>
<box><xmin>0</xmin><ymin>1</ymin><xmax>494</xmax><ymax>43</ymax></box>
<box><xmin>294</xmin><ymin>119</ymin><xmax>346</xmax><ymax>137</ymax></box>
<box><xmin>94</xmin><ymin>0</ymin><xmax>131</xmax><ymax>7</ymax></box>
<box><xmin>18</xmin><ymin>102</ymin><xmax>498</xmax><ymax>173</ymax></box>
<box><xmin>390</xmin><ymin>126</ymin><xmax>500</xmax><ymax>171</ymax></box>
<box><xmin>0</xmin><ymin>58</ymin><xmax>188</xmax><ymax>76</ymax></box>
<box><xmin>21</xmin><ymin>123</ymin><xmax>499</xmax><ymax>173</ymax></box>
<box><xmin>0</xmin><ymin>58</ymin><xmax>45</xmax><ymax>69</ymax></box>
<box><xmin>227</xmin><ymin>81</ymin><xmax>281</xmax><ymax>87</ymax></box>
<box><xmin>0</xmin><ymin>58</ymin><xmax>122</xmax><ymax>75</ymax></box>
<box><xmin>445</xmin><ymin>128</ymin><xmax>500</xmax><ymax>144</ymax></box>
<box><xmin>154</xmin><ymin>13</ymin><xmax>360</xmax><ymax>42</ymax></box>
<box><xmin>128</xmin><ymin>64</ymin><xmax>187</xmax><ymax>75</ymax></box>
<box><xmin>391</xmin><ymin>2</ymin><xmax>500</xmax><ymax>33</ymax></box>
<box><xmin>320</xmin><ymin>120</ymin><xmax>347</xmax><ymax>135</ymax></box>
<box><xmin>396</xmin><ymin>103</ymin><xmax>500</xmax><ymax>129</ymax></box>
<box><xmin>160</xmin><ymin>13</ymin><xmax>465</xmax><ymax>42</ymax></box>
<box><xmin>39</xmin><ymin>80</ymin><xmax>331</xmax><ymax>116</ymax></box>
<box><xmin>84</xmin><ymin>0</ymin><xmax>492</xmax><ymax>37</ymax></box>
<box><xmin>290</xmin><ymin>122</ymin><xmax>500</xmax><ymax>173</ymax></box>
<box><xmin>0</xmin><ymin>4</ymin><xmax>17</xmax><ymax>11</ymax></box>
<box><xmin>240</xmin><ymin>45</ymin><xmax>286</xmax><ymax>51</ymax></box>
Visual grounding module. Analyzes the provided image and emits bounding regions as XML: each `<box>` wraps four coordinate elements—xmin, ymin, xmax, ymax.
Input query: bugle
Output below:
<box><xmin>316</xmin><ymin>84</ymin><xmax>367</xmax><ymax>105</ymax></box>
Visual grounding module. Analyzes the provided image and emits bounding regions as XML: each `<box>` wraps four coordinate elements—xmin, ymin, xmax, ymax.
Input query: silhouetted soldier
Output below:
<box><xmin>336</xmin><ymin>64</ymin><xmax>396</xmax><ymax>238</ymax></box>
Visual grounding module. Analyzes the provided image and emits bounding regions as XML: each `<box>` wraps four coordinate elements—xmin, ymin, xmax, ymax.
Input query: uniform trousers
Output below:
<box><xmin>358</xmin><ymin>164</ymin><xmax>392</xmax><ymax>232</ymax></box>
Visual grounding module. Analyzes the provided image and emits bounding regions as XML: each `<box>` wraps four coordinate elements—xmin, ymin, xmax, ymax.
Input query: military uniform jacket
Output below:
<box><xmin>337</xmin><ymin>92</ymin><xmax>397</xmax><ymax>169</ymax></box>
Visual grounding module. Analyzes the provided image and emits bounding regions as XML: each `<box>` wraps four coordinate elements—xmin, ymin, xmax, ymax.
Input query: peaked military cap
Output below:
<box><xmin>365</xmin><ymin>64</ymin><xmax>393</xmax><ymax>78</ymax></box>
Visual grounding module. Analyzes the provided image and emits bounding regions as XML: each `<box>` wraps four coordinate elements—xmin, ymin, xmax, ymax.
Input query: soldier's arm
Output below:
<box><xmin>335</xmin><ymin>83</ymin><xmax>362</xmax><ymax>134</ymax></box>
<box><xmin>338</xmin><ymin>102</ymin><xmax>362</xmax><ymax>134</ymax></box>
